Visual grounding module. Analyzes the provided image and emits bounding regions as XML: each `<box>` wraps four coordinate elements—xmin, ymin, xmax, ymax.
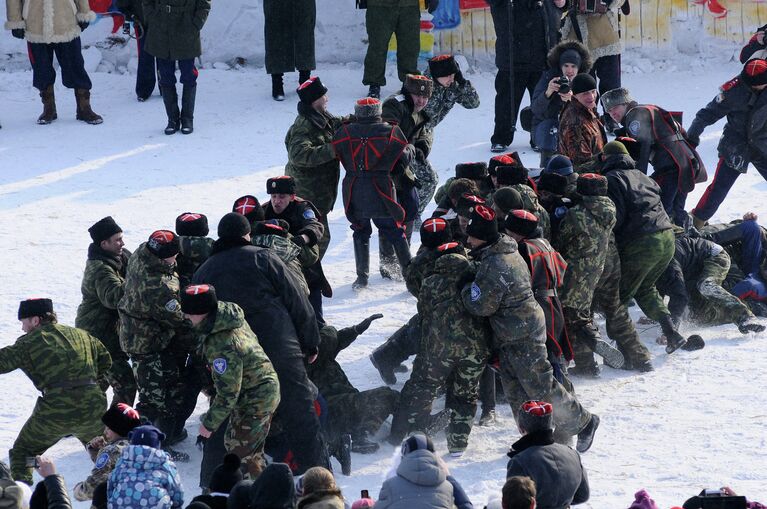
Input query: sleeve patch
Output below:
<box><xmin>165</xmin><ymin>299</ymin><xmax>181</xmax><ymax>312</ymax></box>
<box><xmin>95</xmin><ymin>452</ymin><xmax>110</xmax><ymax>469</ymax></box>
<box><xmin>212</xmin><ymin>358</ymin><xmax>227</xmax><ymax>375</ymax></box>
<box><xmin>470</xmin><ymin>282</ymin><xmax>482</xmax><ymax>301</ymax></box>
<box><xmin>303</xmin><ymin>208</ymin><xmax>316</xmax><ymax>220</ymax></box>
<box><xmin>628</xmin><ymin>120</ymin><xmax>641</xmax><ymax>135</ymax></box>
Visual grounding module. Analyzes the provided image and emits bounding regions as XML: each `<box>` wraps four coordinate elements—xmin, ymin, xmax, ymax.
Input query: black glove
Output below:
<box><xmin>195</xmin><ymin>435</ymin><xmax>207</xmax><ymax>451</ymax></box>
<box><xmin>292</xmin><ymin>235</ymin><xmax>307</xmax><ymax>247</ymax></box>
<box><xmin>354</xmin><ymin>313</ymin><xmax>384</xmax><ymax>335</ymax></box>
<box><xmin>428</xmin><ymin>0</ymin><xmax>440</xmax><ymax>13</ymax></box>
<box><xmin>11</xmin><ymin>28</ymin><xmax>24</xmax><ymax>39</ymax></box>
<box><xmin>78</xmin><ymin>21</ymin><xmax>89</xmax><ymax>31</ymax></box>
<box><xmin>454</xmin><ymin>69</ymin><xmax>466</xmax><ymax>86</ymax></box>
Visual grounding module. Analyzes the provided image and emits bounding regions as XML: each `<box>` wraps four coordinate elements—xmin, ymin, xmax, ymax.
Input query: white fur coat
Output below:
<box><xmin>5</xmin><ymin>0</ymin><xmax>96</xmax><ymax>44</ymax></box>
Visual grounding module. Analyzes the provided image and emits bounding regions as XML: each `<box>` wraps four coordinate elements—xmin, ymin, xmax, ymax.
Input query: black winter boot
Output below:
<box><xmin>271</xmin><ymin>73</ymin><xmax>285</xmax><ymax>101</ymax></box>
<box><xmin>576</xmin><ymin>414</ymin><xmax>600</xmax><ymax>453</ymax></box>
<box><xmin>659</xmin><ymin>314</ymin><xmax>687</xmax><ymax>353</ymax></box>
<box><xmin>352</xmin><ymin>236</ymin><xmax>370</xmax><ymax>290</ymax></box>
<box><xmin>368</xmin><ymin>84</ymin><xmax>381</xmax><ymax>98</ymax></box>
<box><xmin>392</xmin><ymin>235</ymin><xmax>412</xmax><ymax>273</ymax></box>
<box><xmin>180</xmin><ymin>85</ymin><xmax>196</xmax><ymax>134</ymax></box>
<box><xmin>298</xmin><ymin>70</ymin><xmax>311</xmax><ymax>83</ymax></box>
<box><xmin>161</xmin><ymin>86</ymin><xmax>180</xmax><ymax>135</ymax></box>
<box><xmin>378</xmin><ymin>235</ymin><xmax>400</xmax><ymax>280</ymax></box>
<box><xmin>370</xmin><ymin>316</ymin><xmax>419</xmax><ymax>385</ymax></box>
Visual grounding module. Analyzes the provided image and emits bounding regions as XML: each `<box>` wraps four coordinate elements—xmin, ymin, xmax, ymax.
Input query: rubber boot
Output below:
<box><xmin>378</xmin><ymin>235</ymin><xmax>399</xmax><ymax>280</ymax></box>
<box><xmin>38</xmin><ymin>85</ymin><xmax>57</xmax><ymax>124</ymax></box>
<box><xmin>161</xmin><ymin>86</ymin><xmax>180</xmax><ymax>135</ymax></box>
<box><xmin>271</xmin><ymin>73</ymin><xmax>285</xmax><ymax>101</ymax></box>
<box><xmin>180</xmin><ymin>85</ymin><xmax>196</xmax><ymax>134</ymax></box>
<box><xmin>298</xmin><ymin>70</ymin><xmax>310</xmax><ymax>83</ymax></box>
<box><xmin>352</xmin><ymin>236</ymin><xmax>370</xmax><ymax>290</ymax></box>
<box><xmin>75</xmin><ymin>89</ymin><xmax>103</xmax><ymax>124</ymax></box>
<box><xmin>392</xmin><ymin>235</ymin><xmax>412</xmax><ymax>273</ymax></box>
<box><xmin>659</xmin><ymin>314</ymin><xmax>687</xmax><ymax>353</ymax></box>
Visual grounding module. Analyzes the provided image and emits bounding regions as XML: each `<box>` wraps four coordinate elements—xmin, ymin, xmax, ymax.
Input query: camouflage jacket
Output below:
<box><xmin>510</xmin><ymin>184</ymin><xmax>551</xmax><ymax>240</ymax></box>
<box><xmin>404</xmin><ymin>247</ymin><xmax>440</xmax><ymax>298</ymax></box>
<box><xmin>73</xmin><ymin>439</ymin><xmax>129</xmax><ymax>501</ymax></box>
<box><xmin>118</xmin><ymin>243</ymin><xmax>190</xmax><ymax>355</ymax></box>
<box><xmin>198</xmin><ymin>301</ymin><xmax>279</xmax><ymax>432</ymax></box>
<box><xmin>558</xmin><ymin>99</ymin><xmax>607</xmax><ymax>169</ymax></box>
<box><xmin>434</xmin><ymin>176</ymin><xmax>494</xmax><ymax>211</ymax></box>
<box><xmin>423</xmin><ymin>74</ymin><xmax>480</xmax><ymax>132</ymax></box>
<box><xmin>306</xmin><ymin>325</ymin><xmax>362</xmax><ymax>398</ymax></box>
<box><xmin>75</xmin><ymin>244</ymin><xmax>131</xmax><ymax>346</ymax></box>
<box><xmin>461</xmin><ymin>235</ymin><xmax>545</xmax><ymax>346</ymax></box>
<box><xmin>420</xmin><ymin>250</ymin><xmax>490</xmax><ymax>357</ymax></box>
<box><xmin>251</xmin><ymin>233</ymin><xmax>309</xmax><ymax>294</ymax></box>
<box><xmin>0</xmin><ymin>323</ymin><xmax>111</xmax><ymax>394</ymax></box>
<box><xmin>177</xmin><ymin>236</ymin><xmax>214</xmax><ymax>288</ymax></box>
<box><xmin>284</xmin><ymin>103</ymin><xmax>344</xmax><ymax>214</ymax></box>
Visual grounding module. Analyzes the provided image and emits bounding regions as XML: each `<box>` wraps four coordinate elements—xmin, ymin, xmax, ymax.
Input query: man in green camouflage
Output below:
<box><xmin>390</xmin><ymin>242</ymin><xmax>490</xmax><ymax>455</ymax></box>
<box><xmin>423</xmin><ymin>54</ymin><xmax>480</xmax><ymax>132</ymax></box>
<box><xmin>0</xmin><ymin>298</ymin><xmax>111</xmax><ymax>484</ymax></box>
<box><xmin>285</xmin><ymin>76</ymin><xmax>344</xmax><ymax>259</ymax></box>
<box><xmin>181</xmin><ymin>284</ymin><xmax>280</xmax><ymax>478</ymax></box>
<box><xmin>118</xmin><ymin>229</ymin><xmax>193</xmax><ymax>455</ymax></box>
<box><xmin>175</xmin><ymin>212</ymin><xmax>214</xmax><ymax>288</ymax></box>
<box><xmin>76</xmin><ymin>216</ymin><xmax>136</xmax><ymax>406</ymax></box>
<box><xmin>433</xmin><ymin>163</ymin><xmax>494</xmax><ymax>216</ymax></box>
<box><xmin>250</xmin><ymin>220</ymin><xmax>310</xmax><ymax>294</ymax></box>
<box><xmin>459</xmin><ymin>205</ymin><xmax>599</xmax><ymax>453</ymax></box>
<box><xmin>493</xmin><ymin>163</ymin><xmax>551</xmax><ymax>239</ymax></box>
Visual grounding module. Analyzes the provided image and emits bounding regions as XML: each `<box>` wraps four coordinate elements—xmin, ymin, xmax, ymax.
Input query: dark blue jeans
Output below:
<box><xmin>135</xmin><ymin>26</ymin><xmax>156</xmax><ymax>98</ymax></box>
<box><xmin>157</xmin><ymin>58</ymin><xmax>198</xmax><ymax>88</ymax></box>
<box><xmin>28</xmin><ymin>38</ymin><xmax>92</xmax><ymax>91</ymax></box>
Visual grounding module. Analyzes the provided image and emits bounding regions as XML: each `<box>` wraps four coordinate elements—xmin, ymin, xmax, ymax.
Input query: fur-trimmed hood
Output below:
<box><xmin>547</xmin><ymin>40</ymin><xmax>593</xmax><ymax>73</ymax></box>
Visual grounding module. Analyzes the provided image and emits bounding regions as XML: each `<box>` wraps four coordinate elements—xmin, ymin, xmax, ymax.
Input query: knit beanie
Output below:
<box><xmin>266</xmin><ymin>176</ymin><xmax>296</xmax><ymax>195</ymax></box>
<box><xmin>208</xmin><ymin>454</ymin><xmax>243</xmax><ymax>495</ymax></box>
<box><xmin>297</xmin><ymin>76</ymin><xmax>328</xmax><ymax>105</ymax></box>
<box><xmin>571</xmin><ymin>73</ymin><xmax>597</xmax><ymax>94</ymax></box>
<box><xmin>455</xmin><ymin>162</ymin><xmax>488</xmax><ymax>180</ymax></box>
<box><xmin>249</xmin><ymin>463</ymin><xmax>295</xmax><ymax>509</ymax></box>
<box><xmin>101</xmin><ymin>403</ymin><xmax>141</xmax><ymax>437</ymax></box>
<box><xmin>537</xmin><ymin>172</ymin><xmax>569</xmax><ymax>196</ymax></box>
<box><xmin>504</xmin><ymin>210</ymin><xmax>539</xmax><ymax>237</ymax></box>
<box><xmin>628</xmin><ymin>489</ymin><xmax>659</xmax><ymax>509</ymax></box>
<box><xmin>577</xmin><ymin>173</ymin><xmax>609</xmax><ymax>196</ymax></box>
<box><xmin>466</xmin><ymin>204</ymin><xmax>499</xmax><ymax>243</ymax></box>
<box><xmin>146</xmin><ymin>230</ymin><xmax>180</xmax><ymax>259</ymax></box>
<box><xmin>401</xmin><ymin>433</ymin><xmax>435</xmax><ymax>455</ymax></box>
<box><xmin>492</xmin><ymin>188</ymin><xmax>524</xmax><ymax>216</ymax></box>
<box><xmin>0</xmin><ymin>480</ymin><xmax>23</xmax><ymax>509</ymax></box>
<box><xmin>545</xmin><ymin>155</ymin><xmax>574</xmax><ymax>176</ymax></box>
<box><xmin>218</xmin><ymin>212</ymin><xmax>251</xmax><ymax>240</ymax></box>
<box><xmin>496</xmin><ymin>165</ymin><xmax>528</xmax><ymax>186</ymax></box>
<box><xmin>18</xmin><ymin>298</ymin><xmax>53</xmax><ymax>320</ymax></box>
<box><xmin>355</xmin><ymin>97</ymin><xmax>382</xmax><ymax>118</ymax></box>
<box><xmin>420</xmin><ymin>217</ymin><xmax>452</xmax><ymax>249</ymax></box>
<box><xmin>517</xmin><ymin>400</ymin><xmax>554</xmax><ymax>432</ymax></box>
<box><xmin>232</xmin><ymin>195</ymin><xmax>264</xmax><ymax>224</ymax></box>
<box><xmin>741</xmin><ymin>58</ymin><xmax>767</xmax><ymax>87</ymax></box>
<box><xmin>175</xmin><ymin>212</ymin><xmax>209</xmax><ymax>237</ymax></box>
<box><xmin>600</xmin><ymin>87</ymin><xmax>635</xmax><ymax>112</ymax></box>
<box><xmin>88</xmin><ymin>216</ymin><xmax>122</xmax><ymax>243</ymax></box>
<box><xmin>428</xmin><ymin>54</ymin><xmax>460</xmax><ymax>78</ymax></box>
<box><xmin>180</xmin><ymin>284</ymin><xmax>218</xmax><ymax>315</ymax></box>
<box><xmin>404</xmin><ymin>74</ymin><xmax>434</xmax><ymax>98</ymax></box>
<box><xmin>559</xmin><ymin>48</ymin><xmax>582</xmax><ymax>68</ymax></box>
<box><xmin>129</xmin><ymin>425</ymin><xmax>165</xmax><ymax>449</ymax></box>
<box><xmin>603</xmin><ymin>140</ymin><xmax>630</xmax><ymax>156</ymax></box>
<box><xmin>455</xmin><ymin>193</ymin><xmax>486</xmax><ymax>218</ymax></box>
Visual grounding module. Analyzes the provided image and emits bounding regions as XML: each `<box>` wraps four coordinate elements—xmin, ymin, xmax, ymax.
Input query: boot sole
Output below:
<box><xmin>37</xmin><ymin>115</ymin><xmax>57</xmax><ymax>125</ymax></box>
<box><xmin>738</xmin><ymin>323</ymin><xmax>766</xmax><ymax>334</ymax></box>
<box><xmin>665</xmin><ymin>336</ymin><xmax>688</xmax><ymax>354</ymax></box>
<box><xmin>576</xmin><ymin>414</ymin><xmax>600</xmax><ymax>453</ymax></box>
<box><xmin>369</xmin><ymin>354</ymin><xmax>396</xmax><ymax>385</ymax></box>
<box><xmin>593</xmin><ymin>340</ymin><xmax>625</xmax><ymax>369</ymax></box>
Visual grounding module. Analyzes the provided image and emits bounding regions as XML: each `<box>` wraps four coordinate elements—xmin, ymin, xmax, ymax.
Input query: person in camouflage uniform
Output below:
<box><xmin>0</xmin><ymin>298</ymin><xmax>111</xmax><ymax>484</ymax></box>
<box><xmin>175</xmin><ymin>212</ymin><xmax>214</xmax><ymax>288</ymax></box>
<box><xmin>390</xmin><ymin>242</ymin><xmax>491</xmax><ymax>454</ymax></box>
<box><xmin>118</xmin><ymin>230</ymin><xmax>193</xmax><ymax>451</ymax></box>
<box><xmin>76</xmin><ymin>216</ymin><xmax>136</xmax><ymax>406</ymax></box>
<box><xmin>251</xmin><ymin>220</ymin><xmax>310</xmax><ymax>294</ymax></box>
<box><xmin>181</xmin><ymin>285</ymin><xmax>280</xmax><ymax>478</ymax></box>
<box><xmin>307</xmin><ymin>315</ymin><xmax>398</xmax><ymax>456</ymax></box>
<box><xmin>433</xmin><ymin>163</ymin><xmax>494</xmax><ymax>216</ymax></box>
<box><xmin>423</xmin><ymin>54</ymin><xmax>480</xmax><ymax>132</ymax></box>
<box><xmin>459</xmin><ymin>206</ymin><xmax>599</xmax><ymax>453</ymax></box>
<box><xmin>74</xmin><ymin>403</ymin><xmax>142</xmax><ymax>501</ymax></box>
<box><xmin>493</xmin><ymin>162</ymin><xmax>551</xmax><ymax>239</ymax></box>
<box><xmin>285</xmin><ymin>76</ymin><xmax>345</xmax><ymax>260</ymax></box>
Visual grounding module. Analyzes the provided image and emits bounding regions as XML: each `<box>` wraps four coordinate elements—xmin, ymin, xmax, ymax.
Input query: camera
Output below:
<box><xmin>558</xmin><ymin>76</ymin><xmax>571</xmax><ymax>95</ymax></box>
<box><xmin>122</xmin><ymin>21</ymin><xmax>132</xmax><ymax>35</ymax></box>
<box><xmin>25</xmin><ymin>457</ymin><xmax>38</xmax><ymax>468</ymax></box>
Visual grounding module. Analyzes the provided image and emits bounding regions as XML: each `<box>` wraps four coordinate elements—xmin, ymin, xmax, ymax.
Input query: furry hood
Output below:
<box><xmin>547</xmin><ymin>40</ymin><xmax>593</xmax><ymax>73</ymax></box>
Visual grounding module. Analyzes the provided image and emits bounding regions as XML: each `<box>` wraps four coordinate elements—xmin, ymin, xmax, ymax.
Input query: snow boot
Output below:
<box><xmin>593</xmin><ymin>339</ymin><xmax>625</xmax><ymax>369</ymax></box>
<box><xmin>162</xmin><ymin>86</ymin><xmax>180</xmax><ymax>135</ymax></box>
<box><xmin>352</xmin><ymin>236</ymin><xmax>369</xmax><ymax>290</ymax></box>
<box><xmin>38</xmin><ymin>85</ymin><xmax>57</xmax><ymax>125</ymax></box>
<box><xmin>370</xmin><ymin>318</ymin><xmax>418</xmax><ymax>385</ymax></box>
<box><xmin>478</xmin><ymin>408</ymin><xmax>496</xmax><ymax>426</ymax></box>
<box><xmin>351</xmin><ymin>432</ymin><xmax>379</xmax><ymax>454</ymax></box>
<box><xmin>681</xmin><ymin>334</ymin><xmax>706</xmax><ymax>351</ymax></box>
<box><xmin>576</xmin><ymin>414</ymin><xmax>599</xmax><ymax>453</ymax></box>
<box><xmin>165</xmin><ymin>447</ymin><xmax>190</xmax><ymax>463</ymax></box>
<box><xmin>332</xmin><ymin>434</ymin><xmax>352</xmax><ymax>476</ymax></box>
<box><xmin>367</xmin><ymin>84</ymin><xmax>380</xmax><ymax>99</ymax></box>
<box><xmin>569</xmin><ymin>361</ymin><xmax>601</xmax><ymax>378</ymax></box>
<box><xmin>75</xmin><ymin>89</ymin><xmax>103</xmax><ymax>124</ymax></box>
<box><xmin>378</xmin><ymin>236</ymin><xmax>400</xmax><ymax>280</ymax></box>
<box><xmin>298</xmin><ymin>70</ymin><xmax>310</xmax><ymax>83</ymax></box>
<box><xmin>659</xmin><ymin>314</ymin><xmax>687</xmax><ymax>354</ymax></box>
<box><xmin>180</xmin><ymin>85</ymin><xmax>196</xmax><ymax>135</ymax></box>
<box><xmin>392</xmin><ymin>236</ymin><xmax>413</xmax><ymax>273</ymax></box>
<box><xmin>271</xmin><ymin>73</ymin><xmax>285</xmax><ymax>101</ymax></box>
<box><xmin>491</xmin><ymin>143</ymin><xmax>508</xmax><ymax>153</ymax></box>
<box><xmin>737</xmin><ymin>316</ymin><xmax>766</xmax><ymax>334</ymax></box>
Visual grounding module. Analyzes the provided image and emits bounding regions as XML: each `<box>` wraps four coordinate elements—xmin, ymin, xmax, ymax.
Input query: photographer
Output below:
<box><xmin>116</xmin><ymin>0</ymin><xmax>156</xmax><ymax>102</ymax></box>
<box><xmin>29</xmin><ymin>457</ymin><xmax>75</xmax><ymax>509</ymax></box>
<box><xmin>530</xmin><ymin>40</ymin><xmax>593</xmax><ymax>166</ymax></box>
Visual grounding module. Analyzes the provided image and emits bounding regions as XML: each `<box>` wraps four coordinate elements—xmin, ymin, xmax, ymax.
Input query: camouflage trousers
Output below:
<box><xmin>130</xmin><ymin>350</ymin><xmax>186</xmax><ymax>427</ymax></box>
<box><xmin>10</xmin><ymin>389</ymin><xmax>106</xmax><ymax>484</ymax></box>
<box><xmin>221</xmin><ymin>377</ymin><xmax>281</xmax><ymax>478</ymax></box>
<box><xmin>326</xmin><ymin>386</ymin><xmax>399</xmax><ymax>438</ymax></box>
<box><xmin>497</xmin><ymin>326</ymin><xmax>591</xmax><ymax>437</ymax></box>
<box><xmin>97</xmin><ymin>334</ymin><xmax>137</xmax><ymax>407</ymax></box>
<box><xmin>689</xmin><ymin>251</ymin><xmax>753</xmax><ymax>325</ymax></box>
<box><xmin>391</xmin><ymin>341</ymin><xmax>488</xmax><ymax>453</ymax></box>
<box><xmin>619</xmin><ymin>229</ymin><xmax>675</xmax><ymax>322</ymax></box>
<box><xmin>413</xmin><ymin>159</ymin><xmax>438</xmax><ymax>217</ymax></box>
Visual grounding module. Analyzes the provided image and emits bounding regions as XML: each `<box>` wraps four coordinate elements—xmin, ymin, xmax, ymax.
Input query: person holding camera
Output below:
<box><xmin>530</xmin><ymin>41</ymin><xmax>592</xmax><ymax>167</ymax></box>
<box><xmin>740</xmin><ymin>24</ymin><xmax>766</xmax><ymax>64</ymax></box>
<box><xmin>422</xmin><ymin>54</ymin><xmax>480</xmax><ymax>132</ymax></box>
<box><xmin>116</xmin><ymin>0</ymin><xmax>156</xmax><ymax>101</ymax></box>
<box><xmin>4</xmin><ymin>0</ymin><xmax>103</xmax><ymax>124</ymax></box>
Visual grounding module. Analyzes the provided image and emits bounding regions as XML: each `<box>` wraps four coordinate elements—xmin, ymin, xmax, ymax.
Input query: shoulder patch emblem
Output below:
<box><xmin>95</xmin><ymin>452</ymin><xmax>110</xmax><ymax>469</ymax></box>
<box><xmin>628</xmin><ymin>120</ymin><xmax>641</xmax><ymax>135</ymax></box>
<box><xmin>470</xmin><ymin>282</ymin><xmax>481</xmax><ymax>302</ymax></box>
<box><xmin>212</xmin><ymin>358</ymin><xmax>227</xmax><ymax>375</ymax></box>
<box><xmin>164</xmin><ymin>299</ymin><xmax>181</xmax><ymax>312</ymax></box>
<box><xmin>303</xmin><ymin>208</ymin><xmax>316</xmax><ymax>220</ymax></box>
<box><xmin>720</xmin><ymin>77</ymin><xmax>739</xmax><ymax>92</ymax></box>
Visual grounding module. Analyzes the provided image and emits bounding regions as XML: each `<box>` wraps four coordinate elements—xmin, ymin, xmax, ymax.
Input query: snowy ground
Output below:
<box><xmin>2</xmin><ymin>54</ymin><xmax>767</xmax><ymax>508</ymax></box>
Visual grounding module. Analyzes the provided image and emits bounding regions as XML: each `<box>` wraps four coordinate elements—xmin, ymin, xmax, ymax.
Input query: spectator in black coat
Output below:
<box><xmin>193</xmin><ymin>213</ymin><xmax>328</xmax><ymax>475</ymax></box>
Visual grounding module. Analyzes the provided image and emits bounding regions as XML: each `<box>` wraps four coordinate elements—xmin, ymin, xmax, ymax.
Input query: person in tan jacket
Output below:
<box><xmin>5</xmin><ymin>0</ymin><xmax>102</xmax><ymax>124</ymax></box>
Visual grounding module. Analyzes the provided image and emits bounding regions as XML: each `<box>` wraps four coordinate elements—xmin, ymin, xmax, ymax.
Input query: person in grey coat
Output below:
<box><xmin>506</xmin><ymin>401</ymin><xmax>590</xmax><ymax>509</ymax></box>
<box><xmin>375</xmin><ymin>433</ymin><xmax>473</xmax><ymax>509</ymax></box>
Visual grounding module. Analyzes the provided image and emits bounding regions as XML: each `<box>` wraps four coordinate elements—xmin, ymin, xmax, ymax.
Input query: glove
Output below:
<box><xmin>428</xmin><ymin>0</ymin><xmax>439</xmax><ymax>13</ymax></box>
<box><xmin>292</xmin><ymin>235</ymin><xmax>307</xmax><ymax>247</ymax></box>
<box><xmin>353</xmin><ymin>313</ymin><xmax>384</xmax><ymax>334</ymax></box>
<box><xmin>454</xmin><ymin>69</ymin><xmax>466</xmax><ymax>86</ymax></box>
<box><xmin>11</xmin><ymin>28</ymin><xmax>24</xmax><ymax>39</ymax></box>
<box><xmin>78</xmin><ymin>21</ymin><xmax>89</xmax><ymax>31</ymax></box>
<box><xmin>195</xmin><ymin>435</ymin><xmax>207</xmax><ymax>451</ymax></box>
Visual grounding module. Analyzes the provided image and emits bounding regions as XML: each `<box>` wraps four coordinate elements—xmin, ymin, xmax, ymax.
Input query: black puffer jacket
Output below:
<box><xmin>193</xmin><ymin>238</ymin><xmax>321</xmax><ymax>366</ymax></box>
<box><xmin>601</xmin><ymin>154</ymin><xmax>673</xmax><ymax>245</ymax></box>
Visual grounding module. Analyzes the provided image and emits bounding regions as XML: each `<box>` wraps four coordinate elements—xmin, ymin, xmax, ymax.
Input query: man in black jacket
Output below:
<box><xmin>193</xmin><ymin>212</ymin><xmax>328</xmax><ymax>475</ymax></box>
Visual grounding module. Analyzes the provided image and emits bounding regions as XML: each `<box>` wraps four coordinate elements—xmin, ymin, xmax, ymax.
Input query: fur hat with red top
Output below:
<box><xmin>455</xmin><ymin>193</ymin><xmax>486</xmax><ymax>218</ymax></box>
<box><xmin>518</xmin><ymin>400</ymin><xmax>553</xmax><ymax>432</ymax></box>
<box><xmin>267</xmin><ymin>176</ymin><xmax>296</xmax><ymax>195</ymax></box>
<box><xmin>496</xmin><ymin>165</ymin><xmax>529</xmax><ymax>187</ymax></box>
<box><xmin>488</xmin><ymin>152</ymin><xmax>521</xmax><ymax>176</ymax></box>
<box><xmin>175</xmin><ymin>212</ymin><xmax>209</xmax><ymax>237</ymax></box>
<box><xmin>146</xmin><ymin>230</ymin><xmax>180</xmax><ymax>259</ymax></box>
<box><xmin>232</xmin><ymin>195</ymin><xmax>264</xmax><ymax>224</ymax></box>
<box><xmin>466</xmin><ymin>204</ymin><xmax>499</xmax><ymax>243</ymax></box>
<box><xmin>455</xmin><ymin>162</ymin><xmax>488</xmax><ymax>180</ymax></box>
<box><xmin>504</xmin><ymin>209</ymin><xmax>539</xmax><ymax>237</ymax></box>
<box><xmin>428</xmin><ymin>54</ymin><xmax>460</xmax><ymax>79</ymax></box>
<box><xmin>180</xmin><ymin>284</ymin><xmax>218</xmax><ymax>315</ymax></box>
<box><xmin>420</xmin><ymin>217</ymin><xmax>452</xmax><ymax>249</ymax></box>
<box><xmin>577</xmin><ymin>173</ymin><xmax>609</xmax><ymax>196</ymax></box>
<box><xmin>297</xmin><ymin>76</ymin><xmax>328</xmax><ymax>105</ymax></box>
<box><xmin>741</xmin><ymin>58</ymin><xmax>767</xmax><ymax>87</ymax></box>
<box><xmin>355</xmin><ymin>97</ymin><xmax>382</xmax><ymax>118</ymax></box>
<box><xmin>436</xmin><ymin>242</ymin><xmax>464</xmax><ymax>256</ymax></box>
<box><xmin>102</xmin><ymin>403</ymin><xmax>141</xmax><ymax>437</ymax></box>
<box><xmin>253</xmin><ymin>220</ymin><xmax>289</xmax><ymax>238</ymax></box>
<box><xmin>404</xmin><ymin>74</ymin><xmax>434</xmax><ymax>98</ymax></box>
